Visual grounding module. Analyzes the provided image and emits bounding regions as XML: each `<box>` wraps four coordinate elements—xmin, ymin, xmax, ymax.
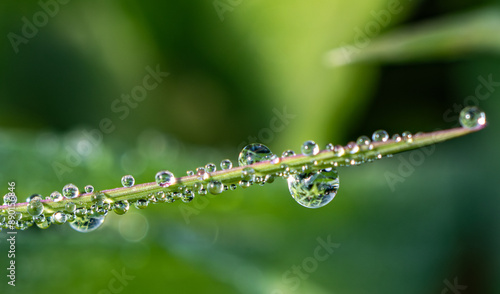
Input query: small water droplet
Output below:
<box><xmin>333</xmin><ymin>145</ymin><xmax>345</xmax><ymax>157</ymax></box>
<box><xmin>134</xmin><ymin>199</ymin><xmax>149</xmax><ymax>209</ymax></box>
<box><xmin>372</xmin><ymin>130</ymin><xmax>389</xmax><ymax>142</ymax></box>
<box><xmin>186</xmin><ymin>170</ymin><xmax>194</xmax><ymax>176</ymax></box>
<box><xmin>241</xmin><ymin>167</ymin><xmax>255</xmax><ymax>181</ymax></box>
<box><xmin>3</xmin><ymin>193</ymin><xmax>17</xmax><ymax>205</ymax></box>
<box><xmin>121</xmin><ymin>175</ymin><xmax>135</xmax><ymax>187</ymax></box>
<box><xmin>392</xmin><ymin>134</ymin><xmax>402</xmax><ymax>142</ymax></box>
<box><xmin>325</xmin><ymin>143</ymin><xmax>334</xmax><ymax>151</ymax></box>
<box><xmin>50</xmin><ymin>191</ymin><xmax>63</xmax><ymax>202</ymax></box>
<box><xmin>238</xmin><ymin>143</ymin><xmax>275</xmax><ymax>166</ymax></box>
<box><xmin>113</xmin><ymin>200</ymin><xmax>130</xmax><ymax>215</ymax></box>
<box><xmin>156</xmin><ymin>191</ymin><xmax>166</xmax><ymax>202</ymax></box>
<box><xmin>345</xmin><ymin>142</ymin><xmax>359</xmax><ymax>154</ymax></box>
<box><xmin>155</xmin><ymin>170</ymin><xmax>176</xmax><ymax>187</ymax></box>
<box><xmin>265</xmin><ymin>174</ymin><xmax>275</xmax><ymax>184</ymax></box>
<box><xmin>36</xmin><ymin>216</ymin><xmax>52</xmax><ymax>229</ymax></box>
<box><xmin>356</xmin><ymin>136</ymin><xmax>371</xmax><ymax>146</ymax></box>
<box><xmin>229</xmin><ymin>184</ymin><xmax>237</xmax><ymax>190</ymax></box>
<box><xmin>205</xmin><ymin>163</ymin><xmax>216</xmax><ymax>173</ymax></box>
<box><xmin>270</xmin><ymin>155</ymin><xmax>281</xmax><ymax>165</ymax></box>
<box><xmin>84</xmin><ymin>185</ymin><xmax>94</xmax><ymax>193</ymax></box>
<box><xmin>75</xmin><ymin>207</ymin><xmax>87</xmax><ymax>217</ymax></box>
<box><xmin>459</xmin><ymin>106</ymin><xmax>486</xmax><ymax>129</ymax></box>
<box><xmin>208</xmin><ymin>180</ymin><xmax>223</xmax><ymax>195</ymax></box>
<box><xmin>69</xmin><ymin>211</ymin><xmax>105</xmax><ymax>233</ymax></box>
<box><xmin>402</xmin><ymin>131</ymin><xmax>413</xmax><ymax>143</ymax></box>
<box><xmin>53</xmin><ymin>211</ymin><xmax>67</xmax><ymax>224</ymax></box>
<box><xmin>65</xmin><ymin>202</ymin><xmax>76</xmax><ymax>213</ymax></box>
<box><xmin>27</xmin><ymin>197</ymin><xmax>44</xmax><ymax>216</ymax></box>
<box><xmin>301</xmin><ymin>140</ymin><xmax>319</xmax><ymax>156</ymax></box>
<box><xmin>282</xmin><ymin>150</ymin><xmax>296</xmax><ymax>157</ymax></box>
<box><xmin>220</xmin><ymin>159</ymin><xmax>233</xmax><ymax>170</ymax></box>
<box><xmin>287</xmin><ymin>168</ymin><xmax>340</xmax><ymax>209</ymax></box>
<box><xmin>62</xmin><ymin>183</ymin><xmax>79</xmax><ymax>199</ymax></box>
<box><xmin>26</xmin><ymin>194</ymin><xmax>42</xmax><ymax>203</ymax></box>
<box><xmin>165</xmin><ymin>193</ymin><xmax>175</xmax><ymax>203</ymax></box>
<box><xmin>181</xmin><ymin>191</ymin><xmax>195</xmax><ymax>203</ymax></box>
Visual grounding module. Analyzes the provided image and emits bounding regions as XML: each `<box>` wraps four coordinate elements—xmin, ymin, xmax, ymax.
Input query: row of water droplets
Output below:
<box><xmin>1</xmin><ymin>107</ymin><xmax>486</xmax><ymax>231</ymax></box>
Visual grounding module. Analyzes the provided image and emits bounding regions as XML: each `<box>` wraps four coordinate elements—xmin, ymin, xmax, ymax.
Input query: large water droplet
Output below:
<box><xmin>62</xmin><ymin>183</ymin><xmax>79</xmax><ymax>199</ymax></box>
<box><xmin>301</xmin><ymin>140</ymin><xmax>319</xmax><ymax>156</ymax></box>
<box><xmin>155</xmin><ymin>170</ymin><xmax>176</xmax><ymax>187</ymax></box>
<box><xmin>459</xmin><ymin>106</ymin><xmax>486</xmax><ymax>129</ymax></box>
<box><xmin>238</xmin><ymin>143</ymin><xmax>274</xmax><ymax>166</ymax></box>
<box><xmin>287</xmin><ymin>168</ymin><xmax>339</xmax><ymax>209</ymax></box>
<box><xmin>121</xmin><ymin>175</ymin><xmax>135</xmax><ymax>187</ymax></box>
<box><xmin>69</xmin><ymin>211</ymin><xmax>105</xmax><ymax>233</ymax></box>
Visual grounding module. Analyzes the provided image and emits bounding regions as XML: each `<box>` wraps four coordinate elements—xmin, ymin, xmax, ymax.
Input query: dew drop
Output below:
<box><xmin>186</xmin><ymin>170</ymin><xmax>194</xmax><ymax>176</ymax></box>
<box><xmin>265</xmin><ymin>174</ymin><xmax>275</xmax><ymax>184</ymax></box>
<box><xmin>65</xmin><ymin>202</ymin><xmax>76</xmax><ymax>213</ymax></box>
<box><xmin>402</xmin><ymin>131</ymin><xmax>413</xmax><ymax>143</ymax></box>
<box><xmin>53</xmin><ymin>211</ymin><xmax>67</xmax><ymax>224</ymax></box>
<box><xmin>345</xmin><ymin>142</ymin><xmax>359</xmax><ymax>154</ymax></box>
<box><xmin>208</xmin><ymin>180</ymin><xmax>223</xmax><ymax>195</ymax></box>
<box><xmin>181</xmin><ymin>191</ymin><xmax>195</xmax><ymax>203</ymax></box>
<box><xmin>220</xmin><ymin>159</ymin><xmax>233</xmax><ymax>170</ymax></box>
<box><xmin>392</xmin><ymin>134</ymin><xmax>402</xmax><ymax>142</ymax></box>
<box><xmin>205</xmin><ymin>163</ymin><xmax>216</xmax><ymax>172</ymax></box>
<box><xmin>84</xmin><ymin>185</ymin><xmax>94</xmax><ymax>193</ymax></box>
<box><xmin>33</xmin><ymin>214</ymin><xmax>45</xmax><ymax>224</ymax></box>
<box><xmin>3</xmin><ymin>193</ymin><xmax>17</xmax><ymax>205</ymax></box>
<box><xmin>121</xmin><ymin>175</ymin><xmax>135</xmax><ymax>187</ymax></box>
<box><xmin>75</xmin><ymin>207</ymin><xmax>87</xmax><ymax>217</ymax></box>
<box><xmin>36</xmin><ymin>216</ymin><xmax>52</xmax><ymax>229</ymax></box>
<box><xmin>301</xmin><ymin>140</ymin><xmax>319</xmax><ymax>156</ymax></box>
<box><xmin>459</xmin><ymin>106</ymin><xmax>486</xmax><ymax>129</ymax></box>
<box><xmin>356</xmin><ymin>136</ymin><xmax>371</xmax><ymax>146</ymax></box>
<box><xmin>372</xmin><ymin>130</ymin><xmax>389</xmax><ymax>142</ymax></box>
<box><xmin>196</xmin><ymin>168</ymin><xmax>209</xmax><ymax>181</ymax></box>
<box><xmin>134</xmin><ymin>199</ymin><xmax>149</xmax><ymax>209</ymax></box>
<box><xmin>26</xmin><ymin>194</ymin><xmax>42</xmax><ymax>203</ymax></box>
<box><xmin>333</xmin><ymin>145</ymin><xmax>345</xmax><ymax>157</ymax></box>
<box><xmin>270</xmin><ymin>155</ymin><xmax>281</xmax><ymax>165</ymax></box>
<box><xmin>27</xmin><ymin>197</ymin><xmax>44</xmax><ymax>216</ymax></box>
<box><xmin>69</xmin><ymin>210</ymin><xmax>105</xmax><ymax>233</ymax></box>
<box><xmin>113</xmin><ymin>200</ymin><xmax>130</xmax><ymax>215</ymax></box>
<box><xmin>62</xmin><ymin>183</ymin><xmax>79</xmax><ymax>199</ymax></box>
<box><xmin>155</xmin><ymin>170</ymin><xmax>176</xmax><ymax>187</ymax></box>
<box><xmin>325</xmin><ymin>143</ymin><xmax>334</xmax><ymax>151</ymax></box>
<box><xmin>287</xmin><ymin>168</ymin><xmax>340</xmax><ymax>209</ymax></box>
<box><xmin>229</xmin><ymin>184</ymin><xmax>237</xmax><ymax>190</ymax></box>
<box><xmin>241</xmin><ymin>167</ymin><xmax>255</xmax><ymax>181</ymax></box>
<box><xmin>282</xmin><ymin>150</ymin><xmax>296</xmax><ymax>157</ymax></box>
<box><xmin>238</xmin><ymin>143</ymin><xmax>275</xmax><ymax>166</ymax></box>
<box><xmin>156</xmin><ymin>191</ymin><xmax>166</xmax><ymax>202</ymax></box>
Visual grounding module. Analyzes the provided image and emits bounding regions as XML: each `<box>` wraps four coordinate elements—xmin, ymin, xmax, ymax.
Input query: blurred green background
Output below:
<box><xmin>0</xmin><ymin>0</ymin><xmax>499</xmax><ymax>293</ymax></box>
